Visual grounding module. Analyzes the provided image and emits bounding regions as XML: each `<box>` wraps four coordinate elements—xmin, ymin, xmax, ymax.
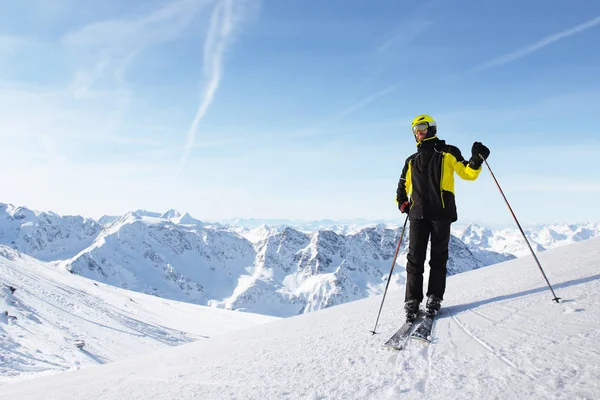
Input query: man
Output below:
<box><xmin>396</xmin><ymin>114</ymin><xmax>490</xmax><ymax>321</ymax></box>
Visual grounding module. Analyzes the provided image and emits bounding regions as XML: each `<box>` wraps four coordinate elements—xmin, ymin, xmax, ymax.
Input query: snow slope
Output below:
<box><xmin>3</xmin><ymin>237</ymin><xmax>599</xmax><ymax>399</ymax></box>
<box><xmin>0</xmin><ymin>246</ymin><xmax>276</xmax><ymax>384</ymax></box>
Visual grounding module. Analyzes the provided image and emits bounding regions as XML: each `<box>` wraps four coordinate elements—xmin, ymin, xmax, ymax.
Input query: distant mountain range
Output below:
<box><xmin>1</xmin><ymin>202</ymin><xmax>598</xmax><ymax>317</ymax></box>
<box><xmin>453</xmin><ymin>221</ymin><xmax>600</xmax><ymax>257</ymax></box>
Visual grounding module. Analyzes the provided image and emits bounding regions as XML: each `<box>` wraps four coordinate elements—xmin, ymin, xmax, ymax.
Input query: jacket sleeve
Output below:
<box><xmin>396</xmin><ymin>158</ymin><xmax>411</xmax><ymax>205</ymax></box>
<box><xmin>447</xmin><ymin>146</ymin><xmax>481</xmax><ymax>181</ymax></box>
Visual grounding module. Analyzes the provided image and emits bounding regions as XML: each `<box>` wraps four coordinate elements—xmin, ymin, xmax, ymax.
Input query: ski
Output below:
<box><xmin>410</xmin><ymin>313</ymin><xmax>436</xmax><ymax>343</ymax></box>
<box><xmin>382</xmin><ymin>315</ymin><xmax>420</xmax><ymax>350</ymax></box>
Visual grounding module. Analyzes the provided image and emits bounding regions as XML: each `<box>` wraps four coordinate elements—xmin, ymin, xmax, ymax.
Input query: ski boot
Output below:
<box><xmin>404</xmin><ymin>299</ymin><xmax>420</xmax><ymax>322</ymax></box>
<box><xmin>425</xmin><ymin>295</ymin><xmax>442</xmax><ymax>317</ymax></box>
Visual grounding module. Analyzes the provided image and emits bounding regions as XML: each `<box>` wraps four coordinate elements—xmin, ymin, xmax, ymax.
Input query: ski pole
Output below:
<box><xmin>370</xmin><ymin>215</ymin><xmax>409</xmax><ymax>335</ymax></box>
<box><xmin>480</xmin><ymin>156</ymin><xmax>561</xmax><ymax>303</ymax></box>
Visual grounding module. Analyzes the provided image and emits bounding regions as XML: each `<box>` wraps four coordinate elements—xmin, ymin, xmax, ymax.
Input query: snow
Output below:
<box><xmin>454</xmin><ymin>221</ymin><xmax>600</xmax><ymax>258</ymax></box>
<box><xmin>221</xmin><ymin>217</ymin><xmax>400</xmax><ymax>234</ymax></box>
<box><xmin>0</xmin><ymin>246</ymin><xmax>276</xmax><ymax>384</ymax></box>
<box><xmin>63</xmin><ymin>215</ymin><xmax>258</xmax><ymax>307</ymax></box>
<box><xmin>236</xmin><ymin>224</ymin><xmax>282</xmax><ymax>244</ymax></box>
<box><xmin>0</xmin><ymin>203</ymin><xmax>102</xmax><ymax>261</ymax></box>
<box><xmin>2</xmin><ymin>237</ymin><xmax>600</xmax><ymax>399</ymax></box>
<box><xmin>173</xmin><ymin>212</ymin><xmax>206</xmax><ymax>227</ymax></box>
<box><xmin>3</xmin><ymin>202</ymin><xmax>600</xmax><ymax>322</ymax></box>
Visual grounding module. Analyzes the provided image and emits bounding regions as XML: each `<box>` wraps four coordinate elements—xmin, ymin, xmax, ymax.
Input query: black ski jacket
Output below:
<box><xmin>396</xmin><ymin>136</ymin><xmax>481</xmax><ymax>222</ymax></box>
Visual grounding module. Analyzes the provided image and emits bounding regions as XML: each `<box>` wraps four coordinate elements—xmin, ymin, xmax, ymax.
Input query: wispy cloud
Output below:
<box><xmin>178</xmin><ymin>0</ymin><xmax>252</xmax><ymax>172</ymax></box>
<box><xmin>376</xmin><ymin>20</ymin><xmax>433</xmax><ymax>54</ymax></box>
<box><xmin>475</xmin><ymin>15</ymin><xmax>600</xmax><ymax>71</ymax></box>
<box><xmin>50</xmin><ymin>0</ymin><xmax>220</xmax><ymax>170</ymax></box>
<box><xmin>336</xmin><ymin>85</ymin><xmax>396</xmax><ymax>120</ymax></box>
<box><xmin>63</xmin><ymin>0</ymin><xmax>213</xmax><ymax>96</ymax></box>
<box><xmin>2</xmin><ymin>1</ymin><xmax>228</xmax><ymax>176</ymax></box>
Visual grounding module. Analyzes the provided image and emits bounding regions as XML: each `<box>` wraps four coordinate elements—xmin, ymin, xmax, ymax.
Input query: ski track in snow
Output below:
<box><xmin>450</xmin><ymin>313</ymin><xmax>536</xmax><ymax>380</ymax></box>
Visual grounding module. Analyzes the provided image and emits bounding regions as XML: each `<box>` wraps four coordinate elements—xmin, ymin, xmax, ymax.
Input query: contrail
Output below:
<box><xmin>475</xmin><ymin>15</ymin><xmax>600</xmax><ymax>71</ymax></box>
<box><xmin>179</xmin><ymin>0</ymin><xmax>235</xmax><ymax>172</ymax></box>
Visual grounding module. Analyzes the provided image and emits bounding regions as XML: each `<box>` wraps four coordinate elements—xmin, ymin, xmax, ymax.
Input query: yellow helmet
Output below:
<box><xmin>411</xmin><ymin>114</ymin><xmax>437</xmax><ymax>139</ymax></box>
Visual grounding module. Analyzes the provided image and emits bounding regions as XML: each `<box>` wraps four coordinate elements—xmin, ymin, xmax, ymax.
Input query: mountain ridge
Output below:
<box><xmin>2</xmin><ymin>202</ymin><xmax>598</xmax><ymax>318</ymax></box>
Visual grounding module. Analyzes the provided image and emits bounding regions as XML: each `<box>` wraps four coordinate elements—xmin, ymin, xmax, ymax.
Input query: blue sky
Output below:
<box><xmin>2</xmin><ymin>0</ymin><xmax>600</xmax><ymax>227</ymax></box>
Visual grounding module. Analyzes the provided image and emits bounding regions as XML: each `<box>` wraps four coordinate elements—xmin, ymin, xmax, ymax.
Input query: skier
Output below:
<box><xmin>396</xmin><ymin>115</ymin><xmax>490</xmax><ymax>321</ymax></box>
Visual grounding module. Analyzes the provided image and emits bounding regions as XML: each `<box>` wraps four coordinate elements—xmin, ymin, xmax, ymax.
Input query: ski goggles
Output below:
<box><xmin>412</xmin><ymin>122</ymin><xmax>429</xmax><ymax>134</ymax></box>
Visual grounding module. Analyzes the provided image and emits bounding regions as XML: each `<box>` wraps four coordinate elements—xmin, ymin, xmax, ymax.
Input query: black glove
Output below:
<box><xmin>399</xmin><ymin>201</ymin><xmax>410</xmax><ymax>214</ymax></box>
<box><xmin>469</xmin><ymin>142</ymin><xmax>490</xmax><ymax>169</ymax></box>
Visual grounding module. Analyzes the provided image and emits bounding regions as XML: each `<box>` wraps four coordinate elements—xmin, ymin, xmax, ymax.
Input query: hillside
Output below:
<box><xmin>0</xmin><ymin>246</ymin><xmax>275</xmax><ymax>384</ymax></box>
<box><xmin>2</xmin><ymin>237</ymin><xmax>599</xmax><ymax>399</ymax></box>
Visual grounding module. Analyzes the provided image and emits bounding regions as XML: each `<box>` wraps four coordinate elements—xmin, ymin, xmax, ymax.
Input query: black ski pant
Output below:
<box><xmin>404</xmin><ymin>219</ymin><xmax>452</xmax><ymax>303</ymax></box>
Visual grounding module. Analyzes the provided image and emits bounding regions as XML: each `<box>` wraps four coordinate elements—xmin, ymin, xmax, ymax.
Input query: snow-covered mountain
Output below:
<box><xmin>0</xmin><ymin>203</ymin><xmax>101</xmax><ymax>261</ymax></box>
<box><xmin>62</xmin><ymin>218</ymin><xmax>511</xmax><ymax>318</ymax></box>
<box><xmin>64</xmin><ymin>212</ymin><xmax>256</xmax><ymax>306</ymax></box>
<box><xmin>3</xmin><ymin>237</ymin><xmax>599</xmax><ymax>399</ymax></box>
<box><xmin>1</xmin><ymin>202</ymin><xmax>598</xmax><ymax>319</ymax></box>
<box><xmin>97</xmin><ymin>215</ymin><xmax>119</xmax><ymax>225</ymax></box>
<box><xmin>172</xmin><ymin>212</ymin><xmax>208</xmax><ymax>227</ymax></box>
<box><xmin>0</xmin><ymin>245</ymin><xmax>275</xmax><ymax>383</ymax></box>
<box><xmin>221</xmin><ymin>225</ymin><xmax>502</xmax><ymax>317</ymax></box>
<box><xmin>221</xmin><ymin>217</ymin><xmax>399</xmax><ymax>234</ymax></box>
<box><xmin>238</xmin><ymin>219</ymin><xmax>600</xmax><ymax>256</ymax></box>
<box><xmin>527</xmin><ymin>222</ymin><xmax>600</xmax><ymax>249</ymax></box>
<box><xmin>235</xmin><ymin>224</ymin><xmax>283</xmax><ymax>244</ymax></box>
<box><xmin>455</xmin><ymin>222</ymin><xmax>600</xmax><ymax>257</ymax></box>
<box><xmin>216</xmin><ymin>226</ymin><xmax>404</xmax><ymax>316</ymax></box>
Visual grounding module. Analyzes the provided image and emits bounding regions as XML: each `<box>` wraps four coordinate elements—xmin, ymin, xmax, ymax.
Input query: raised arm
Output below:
<box><xmin>449</xmin><ymin>142</ymin><xmax>490</xmax><ymax>180</ymax></box>
<box><xmin>446</xmin><ymin>145</ymin><xmax>480</xmax><ymax>181</ymax></box>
